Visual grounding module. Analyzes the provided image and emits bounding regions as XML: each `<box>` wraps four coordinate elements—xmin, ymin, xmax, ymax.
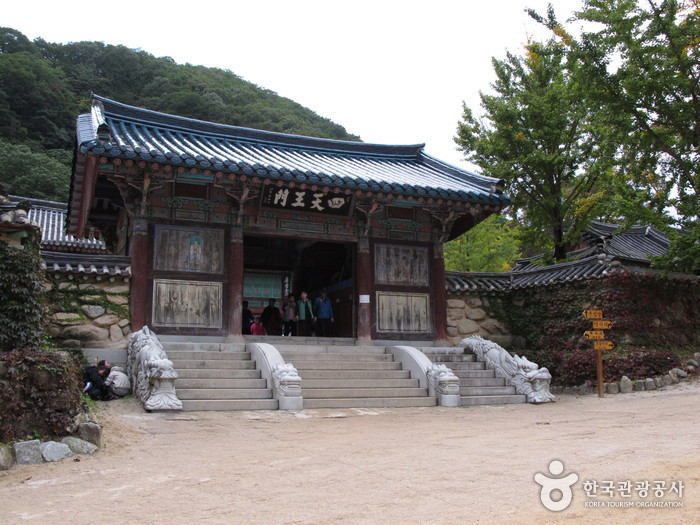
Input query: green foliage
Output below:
<box><xmin>485</xmin><ymin>270</ymin><xmax>699</xmax><ymax>381</ymax></box>
<box><xmin>0</xmin><ymin>237</ymin><xmax>47</xmax><ymax>352</ymax></box>
<box><xmin>530</xmin><ymin>0</ymin><xmax>700</xmax><ymax>272</ymax></box>
<box><xmin>0</xmin><ymin>27</ymin><xmax>360</xmax><ymax>201</ymax></box>
<box><xmin>0</xmin><ymin>347</ymin><xmax>83</xmax><ymax>441</ymax></box>
<box><xmin>444</xmin><ymin>214</ymin><xmax>522</xmax><ymax>272</ymax></box>
<box><xmin>0</xmin><ymin>140</ymin><xmax>71</xmax><ymax>201</ymax></box>
<box><xmin>455</xmin><ymin>40</ymin><xmax>615</xmax><ymax>261</ymax></box>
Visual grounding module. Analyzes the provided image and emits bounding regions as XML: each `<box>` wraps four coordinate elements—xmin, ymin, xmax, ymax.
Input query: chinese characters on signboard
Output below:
<box><xmin>260</xmin><ymin>185</ymin><xmax>353</xmax><ymax>216</ymax></box>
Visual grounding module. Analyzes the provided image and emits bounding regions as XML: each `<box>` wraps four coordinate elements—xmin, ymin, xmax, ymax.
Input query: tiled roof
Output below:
<box><xmin>447</xmin><ymin>254</ymin><xmax>618</xmax><ymax>293</ymax></box>
<box><xmin>16</xmin><ymin>197</ymin><xmax>109</xmax><ymax>254</ymax></box>
<box><xmin>76</xmin><ymin>95</ymin><xmax>510</xmax><ymax>207</ymax></box>
<box><xmin>42</xmin><ymin>252</ymin><xmax>131</xmax><ymax>277</ymax></box>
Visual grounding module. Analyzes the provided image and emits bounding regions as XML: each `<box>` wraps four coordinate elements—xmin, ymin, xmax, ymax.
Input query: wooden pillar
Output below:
<box><xmin>356</xmin><ymin>237</ymin><xmax>372</xmax><ymax>341</ymax></box>
<box><xmin>432</xmin><ymin>241</ymin><xmax>449</xmax><ymax>343</ymax></box>
<box><xmin>226</xmin><ymin>225</ymin><xmax>244</xmax><ymax>340</ymax></box>
<box><xmin>129</xmin><ymin>217</ymin><xmax>149</xmax><ymax>331</ymax></box>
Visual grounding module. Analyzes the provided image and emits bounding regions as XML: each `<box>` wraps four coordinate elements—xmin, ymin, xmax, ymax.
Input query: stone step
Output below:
<box><xmin>423</xmin><ymin>353</ymin><xmax>476</xmax><ymax>363</ymax></box>
<box><xmin>460</xmin><ymin>386</ymin><xmax>516</xmax><ymax>396</ymax></box>
<box><xmin>303</xmin><ymin>387</ymin><xmax>428</xmax><ymax>399</ymax></box>
<box><xmin>280</xmin><ymin>352</ymin><xmax>393</xmax><ymax>362</ymax></box>
<box><xmin>276</xmin><ymin>345</ymin><xmax>387</xmax><ymax>354</ymax></box>
<box><xmin>176</xmin><ymin>369</ymin><xmax>261</xmax><ymax>379</ymax></box>
<box><xmin>182</xmin><ymin>399</ymin><xmax>279</xmax><ymax>411</ymax></box>
<box><xmin>177</xmin><ymin>378</ymin><xmax>267</xmax><ymax>389</ymax></box>
<box><xmin>177</xmin><ymin>388</ymin><xmax>273</xmax><ymax>400</ymax></box>
<box><xmin>166</xmin><ymin>351</ymin><xmax>251</xmax><ymax>360</ymax></box>
<box><xmin>460</xmin><ymin>395</ymin><xmax>527</xmax><ymax>406</ymax></box>
<box><xmin>162</xmin><ymin>342</ymin><xmax>246</xmax><ymax>352</ymax></box>
<box><xmin>302</xmin><ymin>378</ymin><xmax>420</xmax><ymax>389</ymax></box>
<box><xmin>303</xmin><ymin>396</ymin><xmax>437</xmax><ymax>409</ymax></box>
<box><xmin>292</xmin><ymin>361</ymin><xmax>402</xmax><ymax>371</ymax></box>
<box><xmin>459</xmin><ymin>377</ymin><xmax>505</xmax><ymax>387</ymax></box>
<box><xmin>450</xmin><ymin>370</ymin><xmax>496</xmax><ymax>378</ymax></box>
<box><xmin>443</xmin><ymin>361</ymin><xmax>485</xmax><ymax>370</ymax></box>
<box><xmin>170</xmin><ymin>359</ymin><xmax>256</xmax><ymax>370</ymax></box>
<box><xmin>299</xmin><ymin>369</ymin><xmax>411</xmax><ymax>380</ymax></box>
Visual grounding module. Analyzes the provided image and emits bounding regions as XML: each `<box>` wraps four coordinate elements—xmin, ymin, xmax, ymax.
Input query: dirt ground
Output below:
<box><xmin>1</xmin><ymin>380</ymin><xmax>698</xmax><ymax>525</ymax></box>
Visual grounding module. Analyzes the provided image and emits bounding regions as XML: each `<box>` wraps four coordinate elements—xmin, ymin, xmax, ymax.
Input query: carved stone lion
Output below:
<box><xmin>460</xmin><ymin>335</ymin><xmax>555</xmax><ymax>404</ymax></box>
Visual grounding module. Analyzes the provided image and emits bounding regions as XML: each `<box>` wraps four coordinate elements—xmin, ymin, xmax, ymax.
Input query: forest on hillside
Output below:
<box><xmin>0</xmin><ymin>27</ymin><xmax>360</xmax><ymax>202</ymax></box>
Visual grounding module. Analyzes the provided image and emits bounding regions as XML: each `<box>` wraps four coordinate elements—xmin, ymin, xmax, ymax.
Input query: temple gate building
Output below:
<box><xmin>68</xmin><ymin>95</ymin><xmax>509</xmax><ymax>343</ymax></box>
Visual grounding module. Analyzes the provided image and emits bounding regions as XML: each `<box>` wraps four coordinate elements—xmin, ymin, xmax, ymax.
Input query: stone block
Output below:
<box><xmin>662</xmin><ymin>374</ymin><xmax>673</xmax><ymax>386</ymax></box>
<box><xmin>633</xmin><ymin>380</ymin><xmax>645</xmax><ymax>391</ymax></box>
<box><xmin>619</xmin><ymin>376</ymin><xmax>633</xmax><ymax>393</ymax></box>
<box><xmin>670</xmin><ymin>368</ymin><xmax>688</xmax><ymax>379</ymax></box>
<box><xmin>117</xmin><ymin>318</ymin><xmax>130</xmax><ymax>328</ymax></box>
<box><xmin>466</xmin><ymin>308</ymin><xmax>487</xmax><ymax>321</ymax></box>
<box><xmin>447</xmin><ymin>327</ymin><xmax>458</xmax><ymax>337</ymax></box>
<box><xmin>78</xmin><ymin>422</ymin><xmax>102</xmax><ymax>447</ymax></box>
<box><xmin>107</xmin><ymin>295</ymin><xmax>129</xmax><ymax>305</ymax></box>
<box><xmin>480</xmin><ymin>318</ymin><xmax>508</xmax><ymax>335</ymax></box>
<box><xmin>109</xmin><ymin>324</ymin><xmax>124</xmax><ymax>342</ymax></box>
<box><xmin>694</xmin><ymin>352</ymin><xmax>700</xmax><ymax>364</ymax></box>
<box><xmin>645</xmin><ymin>378</ymin><xmax>656</xmax><ymax>391</ymax></box>
<box><xmin>688</xmin><ymin>359</ymin><xmax>699</xmax><ymax>368</ymax></box>
<box><xmin>94</xmin><ymin>314</ymin><xmax>120</xmax><ymax>327</ymax></box>
<box><xmin>41</xmin><ymin>441</ymin><xmax>73</xmax><ymax>462</ymax></box>
<box><xmin>58</xmin><ymin>282</ymin><xmax>76</xmax><ymax>290</ymax></box>
<box><xmin>606</xmin><ymin>382</ymin><xmax>620</xmax><ymax>394</ymax></box>
<box><xmin>654</xmin><ymin>377</ymin><xmax>664</xmax><ymax>389</ymax></box>
<box><xmin>47</xmin><ymin>325</ymin><xmax>61</xmax><ymax>337</ymax></box>
<box><xmin>51</xmin><ymin>312</ymin><xmax>83</xmax><ymax>325</ymax></box>
<box><xmin>104</xmin><ymin>284</ymin><xmax>129</xmax><ymax>294</ymax></box>
<box><xmin>14</xmin><ymin>440</ymin><xmax>43</xmax><ymax>465</ymax></box>
<box><xmin>667</xmin><ymin>371</ymin><xmax>680</xmax><ymax>384</ymax></box>
<box><xmin>447</xmin><ymin>299</ymin><xmax>465</xmax><ymax>309</ymax></box>
<box><xmin>456</xmin><ymin>319</ymin><xmax>480</xmax><ymax>335</ymax></box>
<box><xmin>448</xmin><ymin>309</ymin><xmax>464</xmax><ymax>321</ymax></box>
<box><xmin>579</xmin><ymin>384</ymin><xmax>595</xmax><ymax>395</ymax></box>
<box><xmin>0</xmin><ymin>446</ymin><xmax>15</xmax><ymax>470</ymax></box>
<box><xmin>121</xmin><ymin>326</ymin><xmax>132</xmax><ymax>337</ymax></box>
<box><xmin>466</xmin><ymin>296</ymin><xmax>483</xmax><ymax>308</ymax></box>
<box><xmin>81</xmin><ymin>305</ymin><xmax>106</xmax><ymax>319</ymax></box>
<box><xmin>61</xmin><ymin>339</ymin><xmax>82</xmax><ymax>348</ymax></box>
<box><xmin>62</xmin><ymin>325</ymin><xmax>109</xmax><ymax>342</ymax></box>
<box><xmin>79</xmin><ymin>283</ymin><xmax>97</xmax><ymax>291</ymax></box>
<box><xmin>62</xmin><ymin>436</ymin><xmax>98</xmax><ymax>455</ymax></box>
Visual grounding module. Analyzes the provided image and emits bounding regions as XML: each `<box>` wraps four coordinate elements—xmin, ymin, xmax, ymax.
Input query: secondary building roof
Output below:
<box><xmin>75</xmin><ymin>95</ymin><xmax>509</xmax><ymax>207</ymax></box>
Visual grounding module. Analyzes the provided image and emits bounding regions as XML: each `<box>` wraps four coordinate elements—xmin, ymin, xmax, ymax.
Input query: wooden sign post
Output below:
<box><xmin>582</xmin><ymin>308</ymin><xmax>614</xmax><ymax>397</ymax></box>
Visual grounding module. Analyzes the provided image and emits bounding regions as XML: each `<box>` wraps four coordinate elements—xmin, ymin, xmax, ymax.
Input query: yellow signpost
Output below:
<box><xmin>582</xmin><ymin>308</ymin><xmax>614</xmax><ymax>398</ymax></box>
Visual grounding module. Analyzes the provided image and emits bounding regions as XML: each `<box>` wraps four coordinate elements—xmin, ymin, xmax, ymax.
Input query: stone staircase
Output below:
<box><xmin>420</xmin><ymin>348</ymin><xmax>527</xmax><ymax>406</ymax></box>
<box><xmin>165</xmin><ymin>342</ymin><xmax>278</xmax><ymax>411</ymax></box>
<box><xmin>276</xmin><ymin>344</ymin><xmax>437</xmax><ymax>409</ymax></box>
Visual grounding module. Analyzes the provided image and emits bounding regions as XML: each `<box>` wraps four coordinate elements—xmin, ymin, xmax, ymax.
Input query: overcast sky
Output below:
<box><xmin>5</xmin><ymin>0</ymin><xmax>583</xmax><ymax>169</ymax></box>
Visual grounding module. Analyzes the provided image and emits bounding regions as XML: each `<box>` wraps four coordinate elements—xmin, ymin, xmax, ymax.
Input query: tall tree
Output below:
<box><xmin>530</xmin><ymin>0</ymin><xmax>700</xmax><ymax>272</ymax></box>
<box><xmin>455</xmin><ymin>40</ymin><xmax>613</xmax><ymax>261</ymax></box>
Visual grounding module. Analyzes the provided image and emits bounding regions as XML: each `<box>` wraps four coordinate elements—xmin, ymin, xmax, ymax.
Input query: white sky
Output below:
<box><xmin>4</xmin><ymin>0</ymin><xmax>583</xmax><ymax>169</ymax></box>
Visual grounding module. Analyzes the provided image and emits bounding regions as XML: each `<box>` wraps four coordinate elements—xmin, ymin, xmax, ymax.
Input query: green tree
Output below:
<box><xmin>0</xmin><ymin>140</ymin><xmax>71</xmax><ymax>201</ymax></box>
<box><xmin>455</xmin><ymin>40</ymin><xmax>613</xmax><ymax>261</ymax></box>
<box><xmin>444</xmin><ymin>214</ymin><xmax>522</xmax><ymax>272</ymax></box>
<box><xmin>530</xmin><ymin>0</ymin><xmax>700</xmax><ymax>272</ymax></box>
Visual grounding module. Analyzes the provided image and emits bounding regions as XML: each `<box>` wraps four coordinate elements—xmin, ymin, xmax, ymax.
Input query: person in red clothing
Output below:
<box><xmin>250</xmin><ymin>315</ymin><xmax>267</xmax><ymax>336</ymax></box>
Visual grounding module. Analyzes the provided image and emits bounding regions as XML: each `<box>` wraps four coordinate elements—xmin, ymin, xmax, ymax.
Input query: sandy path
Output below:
<box><xmin>1</xmin><ymin>380</ymin><xmax>698</xmax><ymax>524</ymax></box>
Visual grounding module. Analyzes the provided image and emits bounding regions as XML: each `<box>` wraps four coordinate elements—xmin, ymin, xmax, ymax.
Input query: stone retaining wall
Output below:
<box><xmin>45</xmin><ymin>274</ymin><xmax>131</xmax><ymax>350</ymax></box>
<box><xmin>445</xmin><ymin>294</ymin><xmax>520</xmax><ymax>348</ymax></box>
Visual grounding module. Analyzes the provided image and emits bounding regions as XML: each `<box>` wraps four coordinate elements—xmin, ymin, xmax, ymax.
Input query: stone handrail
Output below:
<box><xmin>386</xmin><ymin>346</ymin><xmax>460</xmax><ymax>407</ymax></box>
<box><xmin>126</xmin><ymin>326</ymin><xmax>183</xmax><ymax>411</ymax></box>
<box><xmin>247</xmin><ymin>342</ymin><xmax>303</xmax><ymax>410</ymax></box>
<box><xmin>460</xmin><ymin>335</ymin><xmax>555</xmax><ymax>404</ymax></box>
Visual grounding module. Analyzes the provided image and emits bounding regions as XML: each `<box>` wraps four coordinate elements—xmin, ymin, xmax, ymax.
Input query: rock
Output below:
<box><xmin>694</xmin><ymin>352</ymin><xmax>700</xmax><ymax>364</ymax></box>
<box><xmin>447</xmin><ymin>299</ymin><xmax>466</xmax><ymax>309</ymax></box>
<box><xmin>466</xmin><ymin>308</ymin><xmax>487</xmax><ymax>321</ymax></box>
<box><xmin>456</xmin><ymin>319</ymin><xmax>480</xmax><ymax>335</ymax></box>
<box><xmin>58</xmin><ymin>281</ymin><xmax>76</xmax><ymax>290</ymax></box>
<box><xmin>448</xmin><ymin>309</ymin><xmax>464</xmax><ymax>321</ymax></box>
<box><xmin>61</xmin><ymin>436</ymin><xmax>98</xmax><ymax>455</ymax></box>
<box><xmin>645</xmin><ymin>378</ymin><xmax>657</xmax><ymax>391</ymax></box>
<box><xmin>688</xmin><ymin>359</ymin><xmax>699</xmax><ymax>367</ymax></box>
<box><xmin>107</xmin><ymin>295</ymin><xmax>129</xmax><ymax>305</ymax></box>
<box><xmin>0</xmin><ymin>446</ymin><xmax>16</xmax><ymax>470</ymax></box>
<box><xmin>579</xmin><ymin>384</ymin><xmax>595</xmax><ymax>395</ymax></box>
<box><xmin>41</xmin><ymin>441</ymin><xmax>74</xmax><ymax>462</ymax></box>
<box><xmin>485</xmin><ymin>335</ymin><xmax>513</xmax><ymax>348</ymax></box>
<box><xmin>633</xmin><ymin>380</ymin><xmax>645</xmax><ymax>391</ymax></box>
<box><xmin>667</xmin><ymin>371</ymin><xmax>680</xmax><ymax>384</ymax></box>
<box><xmin>446</xmin><ymin>326</ymin><xmax>458</xmax><ymax>337</ymax></box>
<box><xmin>662</xmin><ymin>374</ymin><xmax>674</xmax><ymax>386</ymax></box>
<box><xmin>94</xmin><ymin>314</ymin><xmax>120</xmax><ymax>327</ymax></box>
<box><xmin>619</xmin><ymin>376</ymin><xmax>634</xmax><ymax>393</ymax></box>
<box><xmin>13</xmin><ymin>440</ymin><xmax>43</xmax><ymax>465</ymax></box>
<box><xmin>654</xmin><ymin>377</ymin><xmax>664</xmax><ymax>389</ymax></box>
<box><xmin>81</xmin><ymin>305</ymin><xmax>105</xmax><ymax>319</ymax></box>
<box><xmin>670</xmin><ymin>367</ymin><xmax>688</xmax><ymax>379</ymax></box>
<box><xmin>118</xmin><ymin>318</ymin><xmax>130</xmax><ymax>328</ymax></box>
<box><xmin>79</xmin><ymin>283</ymin><xmax>97</xmax><ymax>290</ymax></box>
<box><xmin>109</xmin><ymin>324</ymin><xmax>124</xmax><ymax>342</ymax></box>
<box><xmin>47</xmin><ymin>325</ymin><xmax>61</xmax><ymax>337</ymax></box>
<box><xmin>104</xmin><ymin>284</ymin><xmax>129</xmax><ymax>294</ymax></box>
<box><xmin>480</xmin><ymin>318</ymin><xmax>508</xmax><ymax>335</ymax></box>
<box><xmin>78</xmin><ymin>422</ymin><xmax>102</xmax><ymax>447</ymax></box>
<box><xmin>61</xmin><ymin>339</ymin><xmax>82</xmax><ymax>348</ymax></box>
<box><xmin>51</xmin><ymin>312</ymin><xmax>83</xmax><ymax>325</ymax></box>
<box><xmin>62</xmin><ymin>325</ymin><xmax>109</xmax><ymax>342</ymax></box>
<box><xmin>606</xmin><ymin>382</ymin><xmax>620</xmax><ymax>394</ymax></box>
<box><xmin>466</xmin><ymin>297</ymin><xmax>483</xmax><ymax>308</ymax></box>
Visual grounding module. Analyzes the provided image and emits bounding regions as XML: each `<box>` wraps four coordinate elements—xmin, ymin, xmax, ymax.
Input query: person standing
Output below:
<box><xmin>283</xmin><ymin>294</ymin><xmax>297</xmax><ymax>336</ymax></box>
<box><xmin>241</xmin><ymin>301</ymin><xmax>254</xmax><ymax>335</ymax></box>
<box><xmin>314</xmin><ymin>290</ymin><xmax>334</xmax><ymax>337</ymax></box>
<box><xmin>250</xmin><ymin>315</ymin><xmax>267</xmax><ymax>336</ymax></box>
<box><xmin>260</xmin><ymin>298</ymin><xmax>283</xmax><ymax>335</ymax></box>
<box><xmin>297</xmin><ymin>291</ymin><xmax>315</xmax><ymax>337</ymax></box>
